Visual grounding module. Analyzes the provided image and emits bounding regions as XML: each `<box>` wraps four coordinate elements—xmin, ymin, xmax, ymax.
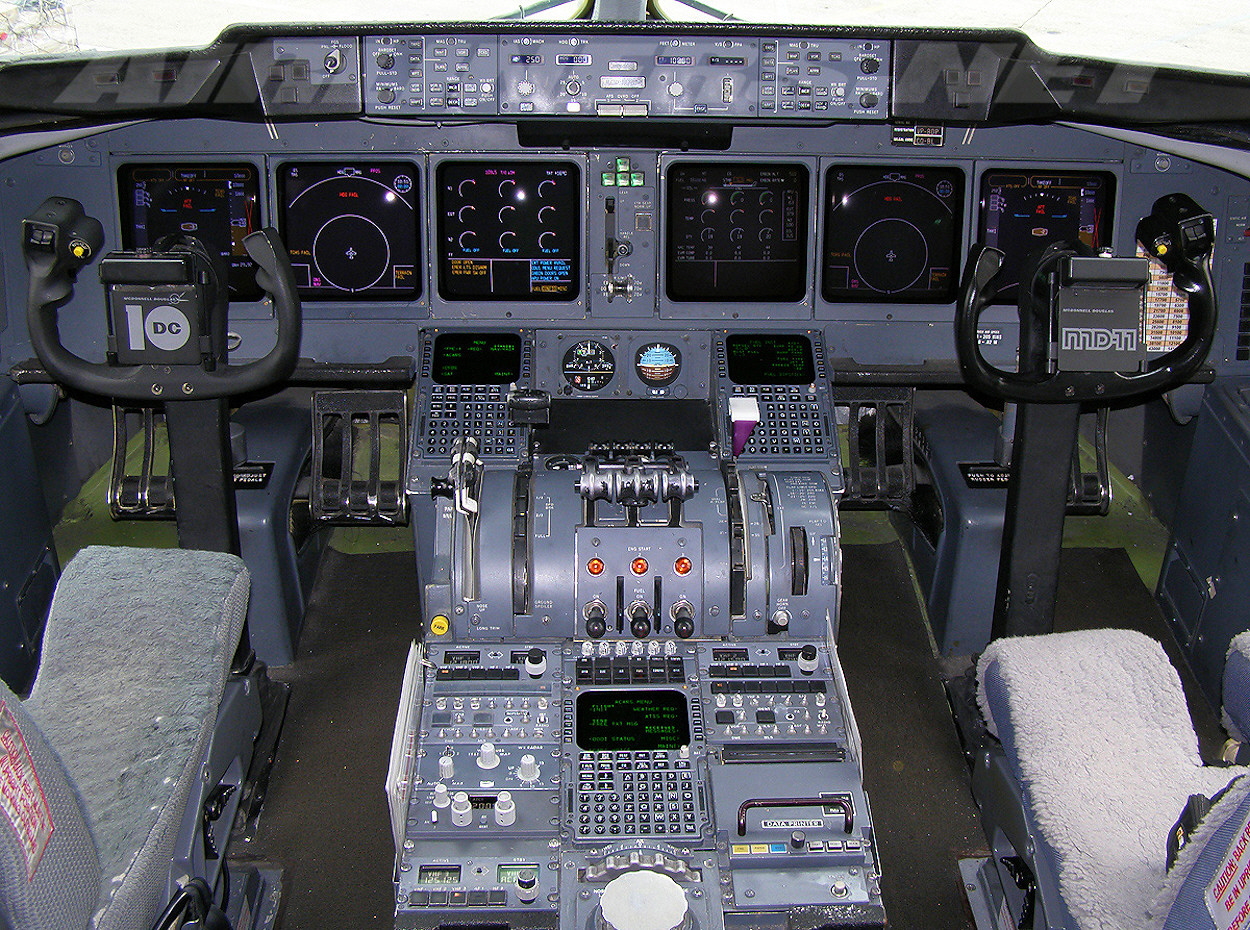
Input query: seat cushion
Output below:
<box><xmin>24</xmin><ymin>546</ymin><xmax>249</xmax><ymax>930</ymax></box>
<box><xmin>978</xmin><ymin>629</ymin><xmax>1250</xmax><ymax>930</ymax></box>
<box><xmin>0</xmin><ymin>678</ymin><xmax>100</xmax><ymax>930</ymax></box>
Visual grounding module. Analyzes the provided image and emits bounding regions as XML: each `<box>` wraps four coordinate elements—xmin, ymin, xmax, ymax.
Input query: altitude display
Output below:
<box><xmin>726</xmin><ymin>334</ymin><xmax>816</xmax><ymax>384</ymax></box>
<box><xmin>279</xmin><ymin>162</ymin><xmax>419</xmax><ymax>300</ymax></box>
<box><xmin>576</xmin><ymin>690</ymin><xmax>690</xmax><ymax>751</ymax></box>
<box><xmin>822</xmin><ymin>165</ymin><xmax>964</xmax><ymax>302</ymax></box>
<box><xmin>667</xmin><ymin>162</ymin><xmax>809</xmax><ymax>302</ymax></box>
<box><xmin>979</xmin><ymin>170</ymin><xmax>1115</xmax><ymax>302</ymax></box>
<box><xmin>432</xmin><ymin>333</ymin><xmax>523</xmax><ymax>384</ymax></box>
<box><xmin>119</xmin><ymin>163</ymin><xmax>261</xmax><ymax>300</ymax></box>
<box><xmin>437</xmin><ymin>161</ymin><xmax>580</xmax><ymax>301</ymax></box>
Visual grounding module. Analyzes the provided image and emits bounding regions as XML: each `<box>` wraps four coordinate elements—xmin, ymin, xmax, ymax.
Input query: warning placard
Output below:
<box><xmin>0</xmin><ymin>700</ymin><xmax>55</xmax><ymax>879</ymax></box>
<box><xmin>1207</xmin><ymin>803</ymin><xmax>1250</xmax><ymax>929</ymax></box>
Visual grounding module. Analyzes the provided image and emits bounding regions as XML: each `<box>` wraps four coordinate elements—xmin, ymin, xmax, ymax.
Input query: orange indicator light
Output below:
<box><xmin>674</xmin><ymin>557</ymin><xmax>693</xmax><ymax>576</ymax></box>
<box><xmin>631</xmin><ymin>557</ymin><xmax>649</xmax><ymax>575</ymax></box>
<box><xmin>587</xmin><ymin>558</ymin><xmax>605</xmax><ymax>576</ymax></box>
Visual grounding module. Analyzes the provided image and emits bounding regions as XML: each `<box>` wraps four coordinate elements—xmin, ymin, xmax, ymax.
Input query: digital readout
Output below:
<box><xmin>438</xmin><ymin>161</ymin><xmax>580</xmax><ymax>301</ymax></box>
<box><xmin>667</xmin><ymin>162</ymin><xmax>809</xmax><ymax>302</ymax></box>
<box><xmin>979</xmin><ymin>170</ymin><xmax>1115</xmax><ymax>303</ymax></box>
<box><xmin>119</xmin><ymin>163</ymin><xmax>261</xmax><ymax>300</ymax></box>
<box><xmin>822</xmin><ymin>165</ymin><xmax>964</xmax><ymax>303</ymax></box>
<box><xmin>726</xmin><ymin>334</ymin><xmax>816</xmax><ymax>384</ymax></box>
<box><xmin>432</xmin><ymin>333</ymin><xmax>522</xmax><ymax>385</ymax></box>
<box><xmin>575</xmin><ymin>690</ymin><xmax>690</xmax><ymax>751</ymax></box>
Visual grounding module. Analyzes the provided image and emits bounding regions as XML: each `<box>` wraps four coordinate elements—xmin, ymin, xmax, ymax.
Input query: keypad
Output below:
<box><xmin>574</xmin><ymin>750</ymin><xmax>700</xmax><ymax>840</ymax></box>
<box><xmin>731</xmin><ymin>384</ymin><xmax>827</xmax><ymax>456</ymax></box>
<box><xmin>423</xmin><ymin>384</ymin><xmax>520</xmax><ymax>457</ymax></box>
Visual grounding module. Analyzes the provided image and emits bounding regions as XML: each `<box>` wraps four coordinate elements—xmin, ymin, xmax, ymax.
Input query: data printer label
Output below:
<box><xmin>761</xmin><ymin>819</ymin><xmax>824</xmax><ymax>829</ymax></box>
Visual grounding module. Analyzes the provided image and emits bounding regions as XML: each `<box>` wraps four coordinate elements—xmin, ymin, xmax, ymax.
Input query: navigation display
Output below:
<box><xmin>667</xmin><ymin>162</ymin><xmax>809</xmax><ymax>302</ymax></box>
<box><xmin>979</xmin><ymin>170</ymin><xmax>1115</xmax><ymax>302</ymax></box>
<box><xmin>432</xmin><ymin>333</ymin><xmax>523</xmax><ymax>384</ymax></box>
<box><xmin>278</xmin><ymin>162</ymin><xmax>420</xmax><ymax>300</ymax></box>
<box><xmin>437</xmin><ymin>161</ymin><xmax>581</xmax><ymax>301</ymax></box>
<box><xmin>575</xmin><ymin>690</ymin><xmax>690</xmax><ymax>751</ymax></box>
<box><xmin>118</xmin><ymin>163</ymin><xmax>261</xmax><ymax>300</ymax></box>
<box><xmin>726</xmin><ymin>334</ymin><xmax>816</xmax><ymax>384</ymax></box>
<box><xmin>822</xmin><ymin>165</ymin><xmax>964</xmax><ymax>303</ymax></box>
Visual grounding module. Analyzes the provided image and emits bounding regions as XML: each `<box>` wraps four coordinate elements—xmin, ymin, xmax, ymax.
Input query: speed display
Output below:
<box><xmin>118</xmin><ymin>163</ymin><xmax>261</xmax><ymax>300</ymax></box>
<box><xmin>822</xmin><ymin>165</ymin><xmax>964</xmax><ymax>302</ymax></box>
<box><xmin>278</xmin><ymin>162</ymin><xmax>420</xmax><ymax>300</ymax></box>
<box><xmin>667</xmin><ymin>162</ymin><xmax>809</xmax><ymax>302</ymax></box>
<box><xmin>979</xmin><ymin>170</ymin><xmax>1115</xmax><ymax>302</ymax></box>
<box><xmin>437</xmin><ymin>161</ymin><xmax>581</xmax><ymax>301</ymax></box>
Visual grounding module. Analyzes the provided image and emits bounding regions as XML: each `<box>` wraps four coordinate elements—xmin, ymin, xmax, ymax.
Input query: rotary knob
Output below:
<box><xmin>668</xmin><ymin>82</ymin><xmax>684</xmax><ymax>97</ymax></box>
<box><xmin>516</xmin><ymin>868</ymin><xmax>540</xmax><ymax>904</ymax></box>
<box><xmin>377</xmin><ymin>86</ymin><xmax>397</xmax><ymax>105</ymax></box>
<box><xmin>525</xmin><ymin>647</ymin><xmax>547</xmax><ymax>678</ymax></box>
<box><xmin>376</xmin><ymin>50</ymin><xmax>396</xmax><ymax>70</ymax></box>
<box><xmin>598</xmin><ymin>870</ymin><xmax>689</xmax><ymax>930</ymax></box>
<box><xmin>438</xmin><ymin>754</ymin><xmax>455</xmax><ymax>780</ymax></box>
<box><xmin>798</xmin><ymin>644</ymin><xmax>820</xmax><ymax>675</ymax></box>
<box><xmin>493</xmin><ymin>790</ymin><xmax>516</xmax><ymax>826</ymax></box>
<box><xmin>432</xmin><ymin>783</ymin><xmax>451</xmax><ymax>808</ymax></box>
<box><xmin>477</xmin><ymin>741</ymin><xmax>500</xmax><ymax>770</ymax></box>
<box><xmin>518</xmin><ymin>753</ymin><xmax>541</xmax><ymax>782</ymax></box>
<box><xmin>450</xmin><ymin>791</ymin><xmax>473</xmax><ymax>827</ymax></box>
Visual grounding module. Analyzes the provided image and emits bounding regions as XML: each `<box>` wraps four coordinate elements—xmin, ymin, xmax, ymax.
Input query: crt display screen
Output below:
<box><xmin>278</xmin><ymin>162</ymin><xmax>420</xmax><ymax>300</ymax></box>
<box><xmin>576</xmin><ymin>690</ymin><xmax>690</xmax><ymax>751</ymax></box>
<box><xmin>118</xmin><ymin>163</ymin><xmax>261</xmax><ymax>300</ymax></box>
<box><xmin>979</xmin><ymin>170</ymin><xmax>1115</xmax><ymax>302</ymax></box>
<box><xmin>432</xmin><ymin>333</ymin><xmax>523</xmax><ymax>385</ymax></box>
<box><xmin>667</xmin><ymin>162</ymin><xmax>809</xmax><ymax>302</ymax></box>
<box><xmin>822</xmin><ymin>165</ymin><xmax>964</xmax><ymax>303</ymax></box>
<box><xmin>437</xmin><ymin>161</ymin><xmax>581</xmax><ymax>301</ymax></box>
<box><xmin>726</xmin><ymin>334</ymin><xmax>816</xmax><ymax>384</ymax></box>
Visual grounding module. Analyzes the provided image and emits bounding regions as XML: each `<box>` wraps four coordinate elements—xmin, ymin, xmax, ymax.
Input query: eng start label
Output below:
<box><xmin>0</xmin><ymin>700</ymin><xmax>55</xmax><ymax>879</ymax></box>
<box><xmin>761</xmin><ymin>819</ymin><xmax>824</xmax><ymax>830</ymax></box>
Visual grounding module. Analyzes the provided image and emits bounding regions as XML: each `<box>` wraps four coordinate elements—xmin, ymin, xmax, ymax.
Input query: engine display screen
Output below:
<box><xmin>726</xmin><ymin>334</ymin><xmax>816</xmax><ymax>384</ymax></box>
<box><xmin>576</xmin><ymin>690</ymin><xmax>690</xmax><ymax>751</ymax></box>
<box><xmin>118</xmin><ymin>163</ymin><xmax>261</xmax><ymax>300</ymax></box>
<box><xmin>437</xmin><ymin>161</ymin><xmax>581</xmax><ymax>301</ymax></box>
<box><xmin>278</xmin><ymin>162</ymin><xmax>420</xmax><ymax>300</ymax></box>
<box><xmin>667</xmin><ymin>162</ymin><xmax>809</xmax><ymax>302</ymax></box>
<box><xmin>979</xmin><ymin>170</ymin><xmax>1115</xmax><ymax>302</ymax></box>
<box><xmin>822</xmin><ymin>165</ymin><xmax>964</xmax><ymax>303</ymax></box>
<box><xmin>432</xmin><ymin>333</ymin><xmax>523</xmax><ymax>385</ymax></box>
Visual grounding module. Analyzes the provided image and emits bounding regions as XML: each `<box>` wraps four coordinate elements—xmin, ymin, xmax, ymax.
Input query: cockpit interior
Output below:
<box><xmin>2</xmin><ymin>7</ymin><xmax>1250</xmax><ymax>930</ymax></box>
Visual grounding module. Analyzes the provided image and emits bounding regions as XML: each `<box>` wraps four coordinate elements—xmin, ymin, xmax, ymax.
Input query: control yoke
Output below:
<box><xmin>22</xmin><ymin>196</ymin><xmax>301</xmax><ymax>401</ymax></box>
<box><xmin>955</xmin><ymin>193</ymin><xmax>1216</xmax><ymax>403</ymax></box>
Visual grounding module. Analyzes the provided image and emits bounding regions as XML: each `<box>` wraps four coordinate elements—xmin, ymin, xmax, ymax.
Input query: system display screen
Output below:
<box><xmin>437</xmin><ymin>161</ymin><xmax>581</xmax><ymax>301</ymax></box>
<box><xmin>576</xmin><ymin>690</ymin><xmax>690</xmax><ymax>751</ymax></box>
<box><xmin>979</xmin><ymin>170</ymin><xmax>1115</xmax><ymax>302</ymax></box>
<box><xmin>726</xmin><ymin>334</ymin><xmax>816</xmax><ymax>384</ymax></box>
<box><xmin>667</xmin><ymin>162</ymin><xmax>809</xmax><ymax>302</ymax></box>
<box><xmin>278</xmin><ymin>162</ymin><xmax>420</xmax><ymax>300</ymax></box>
<box><xmin>432</xmin><ymin>333</ymin><xmax>523</xmax><ymax>385</ymax></box>
<box><xmin>118</xmin><ymin>163</ymin><xmax>261</xmax><ymax>300</ymax></box>
<box><xmin>822</xmin><ymin>165</ymin><xmax>964</xmax><ymax>303</ymax></box>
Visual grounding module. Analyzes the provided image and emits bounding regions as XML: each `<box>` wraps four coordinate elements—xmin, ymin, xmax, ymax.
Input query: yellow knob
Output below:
<box><xmin>430</xmin><ymin>615</ymin><xmax>450</xmax><ymax>636</ymax></box>
<box><xmin>70</xmin><ymin>240</ymin><xmax>90</xmax><ymax>259</ymax></box>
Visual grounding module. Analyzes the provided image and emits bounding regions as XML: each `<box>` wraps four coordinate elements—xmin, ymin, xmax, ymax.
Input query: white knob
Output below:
<box><xmin>518</xmin><ymin>753</ymin><xmax>541</xmax><ymax>781</ymax></box>
<box><xmin>439</xmin><ymin>755</ymin><xmax>455</xmax><ymax>780</ymax></box>
<box><xmin>494</xmin><ymin>790</ymin><xmax>516</xmax><ymax>826</ymax></box>
<box><xmin>668</xmin><ymin>81</ymin><xmax>684</xmax><ymax>97</ymax></box>
<box><xmin>451</xmin><ymin>791</ymin><xmax>473</xmax><ymax>827</ymax></box>
<box><xmin>600</xmin><ymin>870</ymin><xmax>689</xmax><ymax>930</ymax></box>
<box><xmin>478</xmin><ymin>742</ymin><xmax>500</xmax><ymax>769</ymax></box>
<box><xmin>432</xmin><ymin>782</ymin><xmax>451</xmax><ymax>808</ymax></box>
